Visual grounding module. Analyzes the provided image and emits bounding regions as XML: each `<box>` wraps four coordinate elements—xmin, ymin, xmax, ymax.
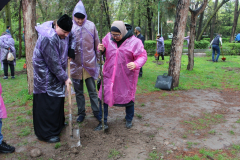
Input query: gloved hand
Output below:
<box><xmin>68</xmin><ymin>49</ymin><xmax>75</xmax><ymax>60</ymax></box>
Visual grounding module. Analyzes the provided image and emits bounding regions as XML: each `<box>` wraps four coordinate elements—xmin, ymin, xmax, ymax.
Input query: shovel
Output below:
<box><xmin>67</xmin><ymin>59</ymin><xmax>81</xmax><ymax>148</ymax></box>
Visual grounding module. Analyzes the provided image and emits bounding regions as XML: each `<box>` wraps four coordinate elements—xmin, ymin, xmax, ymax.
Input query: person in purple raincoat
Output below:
<box><xmin>184</xmin><ymin>31</ymin><xmax>190</xmax><ymax>47</ymax></box>
<box><xmin>96</xmin><ymin>21</ymin><xmax>147</xmax><ymax>130</ymax></box>
<box><xmin>32</xmin><ymin>14</ymin><xmax>73</xmax><ymax>143</ymax></box>
<box><xmin>156</xmin><ymin>34</ymin><xmax>165</xmax><ymax>60</ymax></box>
<box><xmin>69</xmin><ymin>0</ymin><xmax>100</xmax><ymax>123</ymax></box>
<box><xmin>0</xmin><ymin>32</ymin><xmax>16</xmax><ymax>79</ymax></box>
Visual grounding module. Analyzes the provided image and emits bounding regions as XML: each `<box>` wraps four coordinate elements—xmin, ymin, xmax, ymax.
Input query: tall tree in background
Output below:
<box><xmin>197</xmin><ymin>11</ymin><xmax>204</xmax><ymax>39</ymax></box>
<box><xmin>18</xmin><ymin>0</ymin><xmax>22</xmax><ymax>59</ymax></box>
<box><xmin>229</xmin><ymin>0</ymin><xmax>240</xmax><ymax>42</ymax></box>
<box><xmin>210</xmin><ymin>0</ymin><xmax>218</xmax><ymax>41</ymax></box>
<box><xmin>197</xmin><ymin>0</ymin><xmax>230</xmax><ymax>41</ymax></box>
<box><xmin>168</xmin><ymin>0</ymin><xmax>190</xmax><ymax>89</ymax></box>
<box><xmin>5</xmin><ymin>2</ymin><xmax>11</xmax><ymax>33</ymax></box>
<box><xmin>187</xmin><ymin>0</ymin><xmax>208</xmax><ymax>71</ymax></box>
<box><xmin>22</xmin><ymin>0</ymin><xmax>37</xmax><ymax>94</ymax></box>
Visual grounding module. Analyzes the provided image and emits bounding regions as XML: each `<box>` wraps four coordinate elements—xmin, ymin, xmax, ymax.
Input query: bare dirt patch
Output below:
<box><xmin>2</xmin><ymin>89</ymin><xmax>240</xmax><ymax>159</ymax></box>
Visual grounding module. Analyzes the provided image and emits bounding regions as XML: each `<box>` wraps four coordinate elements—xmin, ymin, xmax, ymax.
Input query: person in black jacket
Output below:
<box><xmin>134</xmin><ymin>27</ymin><xmax>145</xmax><ymax>78</ymax></box>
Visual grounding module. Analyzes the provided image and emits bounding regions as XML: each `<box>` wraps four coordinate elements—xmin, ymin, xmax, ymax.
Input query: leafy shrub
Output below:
<box><xmin>14</xmin><ymin>41</ymin><xmax>25</xmax><ymax>57</ymax></box>
<box><xmin>194</xmin><ymin>40</ymin><xmax>209</xmax><ymax>49</ymax></box>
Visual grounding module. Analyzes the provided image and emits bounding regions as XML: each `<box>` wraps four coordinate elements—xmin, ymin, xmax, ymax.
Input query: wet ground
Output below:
<box><xmin>2</xmin><ymin>89</ymin><xmax>240</xmax><ymax>159</ymax></box>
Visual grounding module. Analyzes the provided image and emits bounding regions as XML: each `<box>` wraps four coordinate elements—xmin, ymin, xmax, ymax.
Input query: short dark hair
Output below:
<box><xmin>7</xmin><ymin>26</ymin><xmax>10</xmax><ymax>29</ymax></box>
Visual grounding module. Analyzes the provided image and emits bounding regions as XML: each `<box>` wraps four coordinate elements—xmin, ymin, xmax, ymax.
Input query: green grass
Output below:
<box><xmin>18</xmin><ymin>126</ymin><xmax>31</xmax><ymax>137</ymax></box>
<box><xmin>55</xmin><ymin>142</ymin><xmax>61</xmax><ymax>149</ymax></box>
<box><xmin>1</xmin><ymin>56</ymin><xmax>240</xmax><ymax>107</ymax></box>
<box><xmin>147</xmin><ymin>150</ymin><xmax>162</xmax><ymax>160</ymax></box>
<box><xmin>176</xmin><ymin>147</ymin><xmax>240</xmax><ymax>160</ymax></box>
<box><xmin>208</xmin><ymin>130</ymin><xmax>216</xmax><ymax>135</ymax></box>
<box><xmin>137</xmin><ymin>55</ymin><xmax>240</xmax><ymax>93</ymax></box>
<box><xmin>108</xmin><ymin>149</ymin><xmax>120</xmax><ymax>158</ymax></box>
<box><xmin>183</xmin><ymin>113</ymin><xmax>225</xmax><ymax>131</ymax></box>
<box><xmin>135</xmin><ymin>113</ymin><xmax>142</xmax><ymax>119</ymax></box>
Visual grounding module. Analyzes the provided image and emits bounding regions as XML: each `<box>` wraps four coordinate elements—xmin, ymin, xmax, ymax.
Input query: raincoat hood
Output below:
<box><xmin>111</xmin><ymin>24</ymin><xmax>134</xmax><ymax>47</ymax></box>
<box><xmin>35</xmin><ymin>21</ymin><xmax>55</xmax><ymax>38</ymax></box>
<box><xmin>72</xmin><ymin>0</ymin><xmax>87</xmax><ymax>25</ymax></box>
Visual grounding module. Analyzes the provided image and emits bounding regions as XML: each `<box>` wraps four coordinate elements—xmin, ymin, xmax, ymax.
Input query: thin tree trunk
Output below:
<box><xmin>210</xmin><ymin>0</ymin><xmax>218</xmax><ymax>41</ymax></box>
<box><xmin>5</xmin><ymin>2</ymin><xmax>11</xmax><ymax>33</ymax></box>
<box><xmin>36</xmin><ymin>0</ymin><xmax>46</xmax><ymax>21</ymax></box>
<box><xmin>230</xmin><ymin>0</ymin><xmax>240</xmax><ymax>42</ymax></box>
<box><xmin>103</xmin><ymin>0</ymin><xmax>111</xmax><ymax>29</ymax></box>
<box><xmin>147</xmin><ymin>0</ymin><xmax>152</xmax><ymax>40</ymax></box>
<box><xmin>22</xmin><ymin>0</ymin><xmax>37</xmax><ymax>94</ymax></box>
<box><xmin>168</xmin><ymin>0</ymin><xmax>190</xmax><ymax>89</ymax></box>
<box><xmin>197</xmin><ymin>11</ymin><xmax>204</xmax><ymax>40</ymax></box>
<box><xmin>18</xmin><ymin>0</ymin><xmax>22</xmax><ymax>59</ymax></box>
<box><xmin>131</xmin><ymin>0</ymin><xmax>134</xmax><ymax>28</ymax></box>
<box><xmin>187</xmin><ymin>0</ymin><xmax>208</xmax><ymax>71</ymax></box>
<box><xmin>197</xmin><ymin>0</ymin><xmax>230</xmax><ymax>41</ymax></box>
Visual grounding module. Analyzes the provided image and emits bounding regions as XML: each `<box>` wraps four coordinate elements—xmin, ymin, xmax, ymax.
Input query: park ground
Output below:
<box><xmin>1</xmin><ymin>55</ymin><xmax>240</xmax><ymax>160</ymax></box>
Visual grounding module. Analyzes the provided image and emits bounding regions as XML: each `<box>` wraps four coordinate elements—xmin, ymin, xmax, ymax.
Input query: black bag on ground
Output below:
<box><xmin>155</xmin><ymin>73</ymin><xmax>172</xmax><ymax>90</ymax></box>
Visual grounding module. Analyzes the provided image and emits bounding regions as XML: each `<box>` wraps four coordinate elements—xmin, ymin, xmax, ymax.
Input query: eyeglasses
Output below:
<box><xmin>111</xmin><ymin>33</ymin><xmax>121</xmax><ymax>38</ymax></box>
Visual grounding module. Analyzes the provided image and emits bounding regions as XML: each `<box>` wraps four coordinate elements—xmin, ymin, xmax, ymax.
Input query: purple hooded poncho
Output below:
<box><xmin>32</xmin><ymin>21</ymin><xmax>69</xmax><ymax>97</ymax></box>
<box><xmin>157</xmin><ymin>37</ymin><xmax>165</xmax><ymax>54</ymax></box>
<box><xmin>69</xmin><ymin>0</ymin><xmax>100</xmax><ymax>80</ymax></box>
<box><xmin>0</xmin><ymin>33</ymin><xmax>16</xmax><ymax>69</ymax></box>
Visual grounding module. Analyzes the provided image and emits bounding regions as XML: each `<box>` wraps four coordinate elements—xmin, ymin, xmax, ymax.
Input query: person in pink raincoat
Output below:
<box><xmin>0</xmin><ymin>83</ymin><xmax>15</xmax><ymax>153</ymax></box>
<box><xmin>69</xmin><ymin>0</ymin><xmax>101</xmax><ymax>123</ymax></box>
<box><xmin>95</xmin><ymin>21</ymin><xmax>147</xmax><ymax>131</ymax></box>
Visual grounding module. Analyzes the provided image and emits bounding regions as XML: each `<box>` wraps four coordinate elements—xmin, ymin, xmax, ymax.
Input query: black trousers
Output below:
<box><xmin>139</xmin><ymin>67</ymin><xmax>143</xmax><ymax>77</ymax></box>
<box><xmin>2</xmin><ymin>60</ymin><xmax>14</xmax><ymax>76</ymax></box>
<box><xmin>33</xmin><ymin>93</ymin><xmax>65</xmax><ymax>140</ymax></box>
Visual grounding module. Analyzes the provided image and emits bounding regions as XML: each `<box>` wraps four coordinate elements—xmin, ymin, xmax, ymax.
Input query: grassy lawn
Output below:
<box><xmin>1</xmin><ymin>55</ymin><xmax>240</xmax><ymax>105</ymax></box>
<box><xmin>137</xmin><ymin>55</ymin><xmax>240</xmax><ymax>93</ymax></box>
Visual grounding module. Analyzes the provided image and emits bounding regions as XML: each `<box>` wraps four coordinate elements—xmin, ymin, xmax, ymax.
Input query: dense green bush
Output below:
<box><xmin>194</xmin><ymin>40</ymin><xmax>209</xmax><ymax>49</ymax></box>
<box><xmin>144</xmin><ymin>40</ymin><xmax>172</xmax><ymax>55</ymax></box>
<box><xmin>14</xmin><ymin>41</ymin><xmax>25</xmax><ymax>57</ymax></box>
<box><xmin>206</xmin><ymin>43</ymin><xmax>240</xmax><ymax>56</ymax></box>
<box><xmin>203</xmin><ymin>38</ymin><xmax>231</xmax><ymax>43</ymax></box>
<box><xmin>144</xmin><ymin>39</ymin><xmax>209</xmax><ymax>55</ymax></box>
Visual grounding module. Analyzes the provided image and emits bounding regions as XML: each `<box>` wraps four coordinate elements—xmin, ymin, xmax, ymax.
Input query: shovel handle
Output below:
<box><xmin>68</xmin><ymin>59</ymin><xmax>73</xmax><ymax>137</ymax></box>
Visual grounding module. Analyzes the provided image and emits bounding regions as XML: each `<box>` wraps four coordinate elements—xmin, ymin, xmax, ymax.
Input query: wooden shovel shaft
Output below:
<box><xmin>67</xmin><ymin>59</ymin><xmax>73</xmax><ymax>137</ymax></box>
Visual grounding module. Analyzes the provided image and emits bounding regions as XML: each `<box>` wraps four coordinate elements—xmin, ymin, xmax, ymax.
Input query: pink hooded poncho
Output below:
<box><xmin>0</xmin><ymin>83</ymin><xmax>7</xmax><ymax>118</ymax></box>
<box><xmin>99</xmin><ymin>30</ymin><xmax>147</xmax><ymax>107</ymax></box>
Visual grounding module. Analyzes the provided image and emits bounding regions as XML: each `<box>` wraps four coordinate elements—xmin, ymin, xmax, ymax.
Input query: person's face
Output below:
<box><xmin>157</xmin><ymin>36</ymin><xmax>160</xmax><ymax>39</ymax></box>
<box><xmin>55</xmin><ymin>24</ymin><xmax>70</xmax><ymax>39</ymax></box>
<box><xmin>8</xmin><ymin>27</ymin><xmax>10</xmax><ymax>30</ymax></box>
<box><xmin>74</xmin><ymin>17</ymin><xmax>85</xmax><ymax>26</ymax></box>
<box><xmin>134</xmin><ymin>29</ymin><xmax>138</xmax><ymax>35</ymax></box>
<box><xmin>111</xmin><ymin>31</ymin><xmax>122</xmax><ymax>42</ymax></box>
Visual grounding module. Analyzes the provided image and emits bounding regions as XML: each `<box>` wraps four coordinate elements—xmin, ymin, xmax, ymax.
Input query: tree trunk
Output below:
<box><xmin>187</xmin><ymin>0</ymin><xmax>208</xmax><ymax>71</ymax></box>
<box><xmin>131</xmin><ymin>0</ymin><xmax>134</xmax><ymax>29</ymax></box>
<box><xmin>36</xmin><ymin>0</ymin><xmax>46</xmax><ymax>21</ymax></box>
<box><xmin>210</xmin><ymin>0</ymin><xmax>218</xmax><ymax>41</ymax></box>
<box><xmin>22</xmin><ymin>0</ymin><xmax>37</xmax><ymax>94</ymax></box>
<box><xmin>197</xmin><ymin>0</ymin><xmax>230</xmax><ymax>41</ymax></box>
<box><xmin>197</xmin><ymin>11</ymin><xmax>204</xmax><ymax>40</ymax></box>
<box><xmin>168</xmin><ymin>0</ymin><xmax>190</xmax><ymax>89</ymax></box>
<box><xmin>5</xmin><ymin>2</ymin><xmax>12</xmax><ymax>34</ymax></box>
<box><xmin>147</xmin><ymin>3</ymin><xmax>152</xmax><ymax>40</ymax></box>
<box><xmin>230</xmin><ymin>0</ymin><xmax>240</xmax><ymax>42</ymax></box>
<box><xmin>18</xmin><ymin>0</ymin><xmax>22</xmax><ymax>59</ymax></box>
<box><xmin>103</xmin><ymin>0</ymin><xmax>111</xmax><ymax>30</ymax></box>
